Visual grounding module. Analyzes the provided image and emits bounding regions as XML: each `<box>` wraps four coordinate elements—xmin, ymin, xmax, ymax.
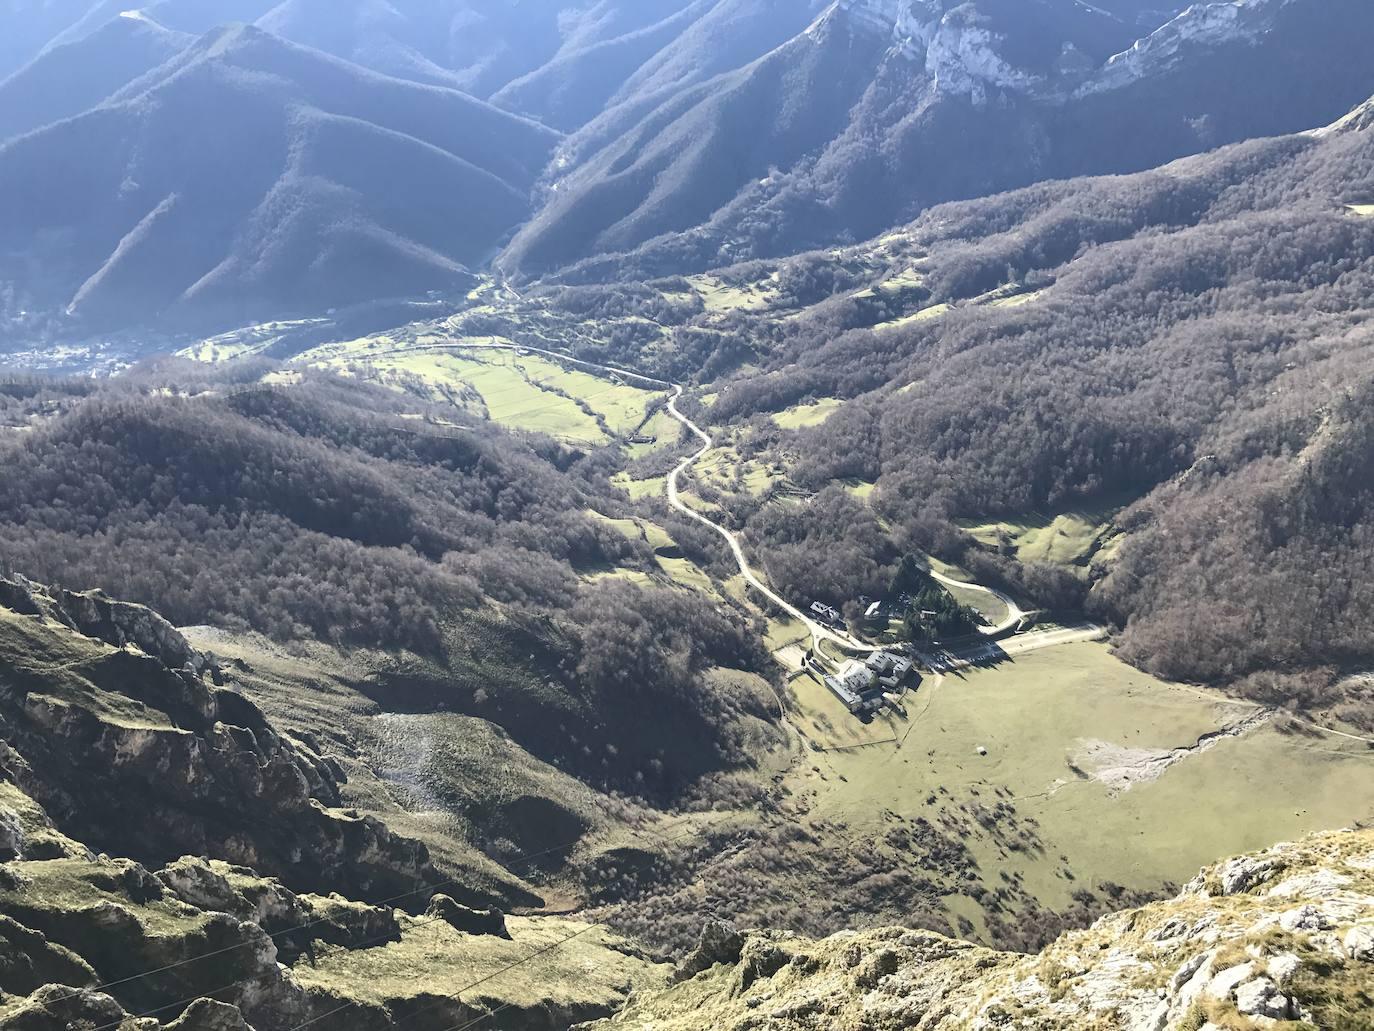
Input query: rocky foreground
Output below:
<box><xmin>1</xmin><ymin>573</ymin><xmax>1371</xmax><ymax>1030</ymax></box>
<box><xmin>0</xmin><ymin>577</ymin><xmax>666</xmax><ymax>1029</ymax></box>
<box><xmin>582</xmin><ymin>829</ymin><xmax>1374</xmax><ymax>1031</ymax></box>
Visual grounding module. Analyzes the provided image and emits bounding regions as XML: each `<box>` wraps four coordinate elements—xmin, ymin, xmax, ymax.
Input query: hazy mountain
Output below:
<box><xmin>2</xmin><ymin>0</ymin><xmax>723</xmax><ymax>107</ymax></box>
<box><xmin>1</xmin><ymin>0</ymin><xmax>280</xmax><ymax>70</ymax></box>
<box><xmin>0</xmin><ymin>23</ymin><xmax>558</xmax><ymax>335</ymax></box>
<box><xmin>2</xmin><ymin>0</ymin><xmax>1371</xmax><ymax>340</ymax></box>
<box><xmin>503</xmin><ymin>0</ymin><xmax>1374</xmax><ymax>278</ymax></box>
<box><xmin>0</xmin><ymin>14</ymin><xmax>191</xmax><ymax>143</ymax></box>
<box><xmin>0</xmin><ymin>0</ymin><xmax>101</xmax><ymax>78</ymax></box>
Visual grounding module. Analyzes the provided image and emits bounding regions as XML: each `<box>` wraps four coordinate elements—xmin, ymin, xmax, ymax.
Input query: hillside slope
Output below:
<box><xmin>505</xmin><ymin>2</ymin><xmax>893</xmax><ymax>274</ymax></box>
<box><xmin>0</xmin><ymin>575</ymin><xmax>666</xmax><ymax>1030</ymax></box>
<box><xmin>419</xmin><ymin>89</ymin><xmax>1374</xmax><ymax>721</ymax></box>
<box><xmin>583</xmin><ymin>828</ymin><xmax>1374</xmax><ymax>1030</ymax></box>
<box><xmin>0</xmin><ymin>366</ymin><xmax>782</xmax><ymax>800</ymax></box>
<box><xmin>503</xmin><ymin>0</ymin><xmax>1374</xmax><ymax>278</ymax></box>
<box><xmin>0</xmin><ymin>23</ymin><xmax>559</xmax><ymax>337</ymax></box>
<box><xmin>0</xmin><ymin>14</ymin><xmax>191</xmax><ymax>144</ymax></box>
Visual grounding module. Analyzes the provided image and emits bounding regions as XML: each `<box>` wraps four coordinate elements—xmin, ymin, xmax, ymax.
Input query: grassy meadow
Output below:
<box><xmin>295</xmin><ymin>341</ymin><xmax>666</xmax><ymax>446</ymax></box>
<box><xmin>788</xmin><ymin>642</ymin><xmax>1374</xmax><ymax>934</ymax></box>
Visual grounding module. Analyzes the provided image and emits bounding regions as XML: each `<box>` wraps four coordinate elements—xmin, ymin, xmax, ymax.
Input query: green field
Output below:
<box><xmin>610</xmin><ymin>472</ymin><xmax>668</xmax><ymax>500</ymax></box>
<box><xmin>940</xmin><ymin>580</ymin><xmax>1010</xmax><ymax>628</ymax></box>
<box><xmin>655</xmin><ymin>554</ymin><xmax>716</xmax><ymax>594</ymax></box>
<box><xmin>986</xmin><ymin>287</ymin><xmax>1049</xmax><ymax>308</ymax></box>
<box><xmin>877</xmin><ymin>267</ymin><xmax>926</xmax><ymax>293</ymax></box>
<box><xmin>692</xmin><ymin>442</ymin><xmax>788</xmax><ymax>496</ymax></box>
<box><xmin>961</xmin><ymin>505</ymin><xmax>1123</xmax><ymax>571</ymax></box>
<box><xmin>686</xmin><ymin>274</ymin><xmax>774</xmax><ymax>313</ymax></box>
<box><xmin>795</xmin><ymin>643</ymin><xmax>1374</xmax><ymax>926</ymax></box>
<box><xmin>298</xmin><ymin>343</ymin><xmax>665</xmax><ymax>446</ymax></box>
<box><xmin>836</xmin><ymin>478</ymin><xmax>878</xmax><ymax>501</ymax></box>
<box><xmin>625</xmin><ymin>408</ymin><xmax>682</xmax><ymax>457</ymax></box>
<box><xmin>773</xmin><ymin>398</ymin><xmax>845</xmax><ymax>429</ymax></box>
<box><xmin>587</xmin><ymin>511</ymin><xmax>719</xmax><ymax>596</ymax></box>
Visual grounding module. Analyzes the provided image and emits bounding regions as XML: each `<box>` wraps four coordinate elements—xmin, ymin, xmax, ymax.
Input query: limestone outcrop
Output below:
<box><xmin>580</xmin><ymin>829</ymin><xmax>1374</xmax><ymax>1031</ymax></box>
<box><xmin>0</xmin><ymin>576</ymin><xmax>441</xmax><ymax>904</ymax></box>
<box><xmin>0</xmin><ymin>581</ymin><xmax>667</xmax><ymax>1029</ymax></box>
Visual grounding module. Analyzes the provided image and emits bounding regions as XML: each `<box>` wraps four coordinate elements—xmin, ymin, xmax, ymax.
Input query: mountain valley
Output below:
<box><xmin>1</xmin><ymin>2</ymin><xmax>1373</xmax><ymax>1030</ymax></box>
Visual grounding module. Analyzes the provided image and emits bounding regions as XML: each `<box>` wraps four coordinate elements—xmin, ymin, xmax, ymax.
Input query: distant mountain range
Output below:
<box><xmin>0</xmin><ymin>18</ymin><xmax>556</xmax><ymax>334</ymax></box>
<box><xmin>3</xmin><ymin>0</ymin><xmax>1374</xmax><ymax>341</ymax></box>
<box><xmin>506</xmin><ymin>0</ymin><xmax>1374</xmax><ymax>277</ymax></box>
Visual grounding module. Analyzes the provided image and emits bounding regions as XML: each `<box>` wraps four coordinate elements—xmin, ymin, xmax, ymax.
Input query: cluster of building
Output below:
<box><xmin>812</xmin><ymin>595</ymin><xmax>917</xmax><ymax>629</ymax></box>
<box><xmin>823</xmin><ymin>649</ymin><xmax>917</xmax><ymax>716</ymax></box>
<box><xmin>809</xmin><ymin>601</ymin><xmax>842</xmax><ymax>625</ymax></box>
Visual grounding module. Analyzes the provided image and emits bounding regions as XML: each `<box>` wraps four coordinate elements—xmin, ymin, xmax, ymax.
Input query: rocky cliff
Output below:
<box><xmin>0</xmin><ymin>575</ymin><xmax>439</xmax><ymax>904</ymax></box>
<box><xmin>1085</xmin><ymin>0</ymin><xmax>1299</xmax><ymax>94</ymax></box>
<box><xmin>581</xmin><ymin>828</ymin><xmax>1374</xmax><ymax>1030</ymax></box>
<box><xmin>0</xmin><ymin>578</ymin><xmax>667</xmax><ymax>1029</ymax></box>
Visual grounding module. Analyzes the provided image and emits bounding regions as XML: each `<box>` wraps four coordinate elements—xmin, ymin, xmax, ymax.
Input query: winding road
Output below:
<box><xmin>927</xmin><ymin>570</ymin><xmax>1028</xmax><ymax>637</ymax></box>
<box><xmin>369</xmin><ymin>338</ymin><xmax>1374</xmax><ymax>749</ymax></box>
<box><xmin>356</xmin><ymin>337</ymin><xmax>1022</xmax><ymax>655</ymax></box>
<box><xmin>662</xmin><ymin>386</ymin><xmax>879</xmax><ymax>654</ymax></box>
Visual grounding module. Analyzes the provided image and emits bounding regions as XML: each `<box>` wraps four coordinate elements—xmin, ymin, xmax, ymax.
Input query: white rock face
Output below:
<box><xmin>1218</xmin><ymin>855</ymin><xmax>1285</xmax><ymax>895</ymax></box>
<box><xmin>1279</xmin><ymin>904</ymin><xmax>1333</xmax><ymax>932</ymax></box>
<box><xmin>1266</xmin><ymin>951</ymin><xmax>1301</xmax><ymax>985</ymax></box>
<box><xmin>827</xmin><ymin>2</ymin><xmax>1042</xmax><ymax>99</ymax></box>
<box><xmin>1234</xmin><ymin>976</ymin><xmax>1289</xmax><ymax>1019</ymax></box>
<box><xmin>829</xmin><ymin>0</ymin><xmax>942</xmax><ymax>55</ymax></box>
<box><xmin>835</xmin><ymin>0</ymin><xmax>908</xmax><ymax>34</ymax></box>
<box><xmin>1346</xmin><ymin>923</ymin><xmax>1374</xmax><ymax>961</ymax></box>
<box><xmin>1083</xmin><ymin>0</ymin><xmax>1298</xmax><ymax>95</ymax></box>
<box><xmin>1205</xmin><ymin>961</ymin><xmax>1254</xmax><ymax>1000</ymax></box>
<box><xmin>924</xmin><ymin>9</ymin><xmax>1040</xmax><ymax>100</ymax></box>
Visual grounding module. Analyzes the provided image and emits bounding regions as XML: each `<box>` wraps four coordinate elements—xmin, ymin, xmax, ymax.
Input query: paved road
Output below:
<box><xmin>928</xmin><ymin>570</ymin><xmax>1028</xmax><ymax>636</ymax></box>
<box><xmin>353</xmin><ymin>338</ymin><xmax>1033</xmax><ymax>658</ymax></box>
<box><xmin>444</xmin><ymin>342</ymin><xmax>1374</xmax><ymax>747</ymax></box>
<box><xmin>662</xmin><ymin>387</ymin><xmax>879</xmax><ymax>654</ymax></box>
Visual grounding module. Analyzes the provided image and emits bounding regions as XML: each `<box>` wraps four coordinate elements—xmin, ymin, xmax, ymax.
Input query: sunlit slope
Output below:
<box><xmin>0</xmin><ymin>23</ymin><xmax>559</xmax><ymax>335</ymax></box>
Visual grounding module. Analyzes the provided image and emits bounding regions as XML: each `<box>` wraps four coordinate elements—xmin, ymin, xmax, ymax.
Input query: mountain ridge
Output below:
<box><xmin>0</xmin><ymin>22</ymin><xmax>560</xmax><ymax>335</ymax></box>
<box><xmin>505</xmin><ymin>0</ymin><xmax>1374</xmax><ymax>280</ymax></box>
